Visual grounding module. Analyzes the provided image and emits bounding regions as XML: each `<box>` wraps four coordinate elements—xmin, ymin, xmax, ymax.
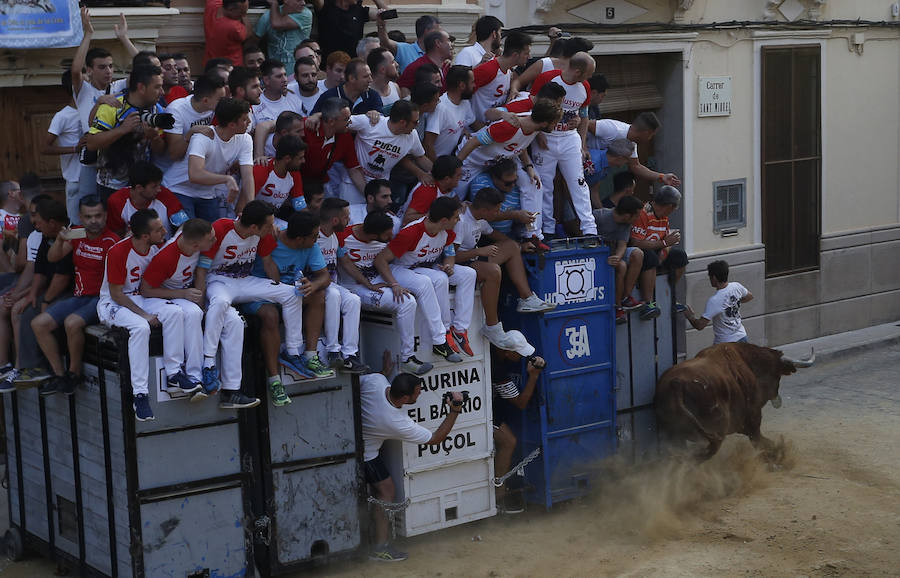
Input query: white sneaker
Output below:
<box><xmin>516</xmin><ymin>293</ymin><xmax>556</xmax><ymax>313</ymax></box>
<box><xmin>483</xmin><ymin>323</ymin><xmax>516</xmax><ymax>349</ymax></box>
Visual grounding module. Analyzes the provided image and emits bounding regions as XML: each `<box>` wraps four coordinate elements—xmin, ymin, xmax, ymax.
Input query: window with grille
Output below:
<box><xmin>713</xmin><ymin>179</ymin><xmax>746</xmax><ymax>231</ymax></box>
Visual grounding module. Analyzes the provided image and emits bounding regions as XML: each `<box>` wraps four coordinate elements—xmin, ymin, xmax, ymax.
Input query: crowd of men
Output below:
<box><xmin>5</xmin><ymin>2</ymin><xmax>705</xmax><ymax>562</ymax></box>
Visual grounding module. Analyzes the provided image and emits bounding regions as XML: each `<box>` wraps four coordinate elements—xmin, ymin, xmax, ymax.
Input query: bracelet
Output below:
<box><xmin>523</xmin><ymin>163</ymin><xmax>534</xmax><ymax>169</ymax></box>
<box><xmin>657</xmin><ymin>173</ymin><xmax>664</xmax><ymax>183</ymax></box>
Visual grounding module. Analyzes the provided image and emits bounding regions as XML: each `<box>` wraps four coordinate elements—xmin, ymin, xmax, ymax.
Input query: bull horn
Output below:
<box><xmin>781</xmin><ymin>348</ymin><xmax>815</xmax><ymax>368</ymax></box>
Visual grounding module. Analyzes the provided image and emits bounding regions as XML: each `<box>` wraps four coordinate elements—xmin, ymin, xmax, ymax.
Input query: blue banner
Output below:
<box><xmin>0</xmin><ymin>0</ymin><xmax>82</xmax><ymax>49</ymax></box>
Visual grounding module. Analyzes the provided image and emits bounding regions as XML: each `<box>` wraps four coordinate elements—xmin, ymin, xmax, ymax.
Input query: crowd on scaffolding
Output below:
<box><xmin>0</xmin><ymin>0</ymin><xmax>709</xmax><ymax>560</ymax></box>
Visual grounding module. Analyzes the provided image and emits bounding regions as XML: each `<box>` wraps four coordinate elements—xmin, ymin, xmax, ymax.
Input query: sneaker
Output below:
<box><xmin>674</xmin><ymin>302</ymin><xmax>688</xmax><ymax>313</ymax></box>
<box><xmin>269</xmin><ymin>379</ymin><xmax>291</xmax><ymax>407</ymax></box>
<box><xmin>167</xmin><ymin>371</ymin><xmax>202</xmax><ymax>395</ymax></box>
<box><xmin>369</xmin><ymin>543</ymin><xmax>408</xmax><ymax>562</ymax></box>
<box><xmin>401</xmin><ymin>356</ymin><xmax>433</xmax><ymax>375</ymax></box>
<box><xmin>327</xmin><ymin>351</ymin><xmax>344</xmax><ymax>369</ymax></box>
<box><xmin>279</xmin><ymin>352</ymin><xmax>316</xmax><ymax>379</ymax></box>
<box><xmin>615</xmin><ymin>307</ymin><xmax>627</xmax><ymax>325</ymax></box>
<box><xmin>621</xmin><ymin>296</ymin><xmax>644</xmax><ymax>311</ymax></box>
<box><xmin>219</xmin><ymin>390</ymin><xmax>261</xmax><ymax>409</ymax></box>
<box><xmin>638</xmin><ymin>302</ymin><xmax>661</xmax><ymax>321</ymax></box>
<box><xmin>304</xmin><ymin>355</ymin><xmax>336</xmax><ymax>379</ymax></box>
<box><xmin>530</xmin><ymin>235</ymin><xmax>550</xmax><ymax>252</ymax></box>
<box><xmin>14</xmin><ymin>367</ymin><xmax>53</xmax><ymax>386</ymax></box>
<box><xmin>444</xmin><ymin>331</ymin><xmax>461</xmax><ymax>354</ymax></box>
<box><xmin>201</xmin><ymin>366</ymin><xmax>221</xmax><ymax>394</ymax></box>
<box><xmin>342</xmin><ymin>354</ymin><xmax>370</xmax><ymax>374</ymax></box>
<box><xmin>433</xmin><ymin>341</ymin><xmax>463</xmax><ymax>363</ymax></box>
<box><xmin>0</xmin><ymin>369</ymin><xmax>19</xmax><ymax>393</ymax></box>
<box><xmin>498</xmin><ymin>494</ymin><xmax>525</xmax><ymax>515</ymax></box>
<box><xmin>58</xmin><ymin>372</ymin><xmax>81</xmax><ymax>396</ymax></box>
<box><xmin>482</xmin><ymin>323</ymin><xmax>515</xmax><ymax>349</ymax></box>
<box><xmin>517</xmin><ymin>293</ymin><xmax>557</xmax><ymax>313</ymax></box>
<box><xmin>39</xmin><ymin>376</ymin><xmax>62</xmax><ymax>397</ymax></box>
<box><xmin>0</xmin><ymin>362</ymin><xmax>14</xmax><ymax>382</ymax></box>
<box><xmin>450</xmin><ymin>327</ymin><xmax>474</xmax><ymax>357</ymax></box>
<box><xmin>133</xmin><ymin>393</ymin><xmax>155</xmax><ymax>421</ymax></box>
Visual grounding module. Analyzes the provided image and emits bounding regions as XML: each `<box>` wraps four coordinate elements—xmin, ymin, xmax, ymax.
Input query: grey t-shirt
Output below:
<box><xmin>593</xmin><ymin>208</ymin><xmax>631</xmax><ymax>244</ymax></box>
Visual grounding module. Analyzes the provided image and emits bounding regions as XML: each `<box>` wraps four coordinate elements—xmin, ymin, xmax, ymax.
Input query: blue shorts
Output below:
<box><xmin>45</xmin><ymin>295</ymin><xmax>99</xmax><ymax>325</ymax></box>
<box><xmin>622</xmin><ymin>247</ymin><xmax>639</xmax><ymax>264</ymax></box>
<box><xmin>241</xmin><ymin>301</ymin><xmax>277</xmax><ymax>315</ymax></box>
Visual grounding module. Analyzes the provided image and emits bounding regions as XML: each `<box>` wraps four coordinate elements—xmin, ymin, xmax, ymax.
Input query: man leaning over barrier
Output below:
<box><xmin>360</xmin><ymin>350</ymin><xmax>465</xmax><ymax>562</ymax></box>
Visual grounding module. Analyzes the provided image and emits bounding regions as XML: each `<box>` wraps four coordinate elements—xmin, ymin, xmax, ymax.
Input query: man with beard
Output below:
<box><xmin>398</xmin><ymin>30</ymin><xmax>452</xmax><ymax>93</ymax></box>
<box><xmin>287</xmin><ymin>57</ymin><xmax>322</xmax><ymax>116</ymax></box>
<box><xmin>311</xmin><ymin>57</ymin><xmax>383</xmax><ymax>115</ymax></box>
<box><xmin>455</xmin><ymin>15</ymin><xmax>503</xmax><ymax>68</ymax></box>
<box><xmin>255</xmin><ymin>59</ymin><xmax>304</xmax><ymax>125</ymax></box>
<box><xmin>470</xmin><ymin>31</ymin><xmax>532</xmax><ymax>124</ymax></box>
<box><xmin>228</xmin><ymin>66</ymin><xmax>263</xmax><ymax>134</ymax></box>
<box><xmin>424</xmin><ymin>65</ymin><xmax>479</xmax><ymax>161</ymax></box>
<box><xmin>367</xmin><ymin>47</ymin><xmax>401</xmax><ymax>113</ymax></box>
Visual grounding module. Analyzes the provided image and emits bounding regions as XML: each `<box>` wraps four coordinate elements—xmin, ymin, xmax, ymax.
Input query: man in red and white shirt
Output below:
<box><xmin>399</xmin><ymin>156</ymin><xmax>462</xmax><ymax>226</ymax></box>
<box><xmin>96</xmin><ymin>209</ymin><xmax>188</xmax><ymax>421</ymax></box>
<box><xmin>31</xmin><ymin>197</ymin><xmax>119</xmax><ymax>395</ymax></box>
<box><xmin>470</xmin><ymin>31</ymin><xmax>532</xmax><ymax>124</ymax></box>
<box><xmin>530</xmin><ymin>52</ymin><xmax>597</xmax><ymax>236</ymax></box>
<box><xmin>140</xmin><ymin>219</ymin><xmax>218</xmax><ymax>398</ymax></box>
<box><xmin>106</xmin><ymin>161</ymin><xmax>189</xmax><ymax>239</ymax></box>
<box><xmin>456</xmin><ymin>99</ymin><xmax>562</xmax><ymax>239</ymax></box>
<box><xmin>374</xmin><ymin>196</ymin><xmax>476</xmax><ymax>362</ymax></box>
<box><xmin>316</xmin><ymin>198</ymin><xmax>368</xmax><ymax>373</ymax></box>
<box><xmin>194</xmin><ymin>200</ymin><xmax>301</xmax><ymax>408</ymax></box>
<box><xmin>253</xmin><ymin>134</ymin><xmax>307</xmax><ymax>212</ymax></box>
<box><xmin>338</xmin><ymin>210</ymin><xmax>427</xmax><ymax>374</ymax></box>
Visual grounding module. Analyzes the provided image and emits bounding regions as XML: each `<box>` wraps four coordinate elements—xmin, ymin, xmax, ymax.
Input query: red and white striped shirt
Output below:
<box><xmin>252</xmin><ymin>160</ymin><xmax>305</xmax><ymax>210</ymax></box>
<box><xmin>101</xmin><ymin>237</ymin><xmax>160</xmax><ymax>298</ymax></box>
<box><xmin>143</xmin><ymin>234</ymin><xmax>200</xmax><ymax>290</ymax></box>
<box><xmin>201</xmin><ymin>218</ymin><xmax>275</xmax><ymax>278</ymax></box>
<box><xmin>388</xmin><ymin>218</ymin><xmax>455</xmax><ymax>268</ymax></box>
<box><xmin>106</xmin><ymin>187</ymin><xmax>185</xmax><ymax>238</ymax></box>
<box><xmin>338</xmin><ymin>227</ymin><xmax>385</xmax><ymax>281</ymax></box>
<box><xmin>464</xmin><ymin>114</ymin><xmax>539</xmax><ymax>168</ymax></box>
<box><xmin>471</xmin><ymin>58</ymin><xmax>511</xmax><ymax>123</ymax></box>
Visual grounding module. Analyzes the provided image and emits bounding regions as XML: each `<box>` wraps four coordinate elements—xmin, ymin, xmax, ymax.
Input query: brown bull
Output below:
<box><xmin>654</xmin><ymin>342</ymin><xmax>814</xmax><ymax>460</ymax></box>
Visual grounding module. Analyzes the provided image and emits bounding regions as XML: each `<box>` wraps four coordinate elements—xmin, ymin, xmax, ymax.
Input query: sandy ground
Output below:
<box><xmin>2</xmin><ymin>345</ymin><xmax>898</xmax><ymax>577</ymax></box>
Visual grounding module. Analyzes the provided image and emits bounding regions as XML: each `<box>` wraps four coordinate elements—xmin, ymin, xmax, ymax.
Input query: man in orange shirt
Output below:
<box><xmin>204</xmin><ymin>0</ymin><xmax>249</xmax><ymax>66</ymax></box>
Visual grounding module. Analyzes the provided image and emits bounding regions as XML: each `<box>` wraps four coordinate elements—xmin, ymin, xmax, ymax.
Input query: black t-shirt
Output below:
<box><xmin>601</xmin><ymin>196</ymin><xmax>616</xmax><ymax>209</ymax></box>
<box><xmin>34</xmin><ymin>236</ymin><xmax>74</xmax><ymax>278</ymax></box>
<box><xmin>317</xmin><ymin>0</ymin><xmax>370</xmax><ymax>58</ymax></box>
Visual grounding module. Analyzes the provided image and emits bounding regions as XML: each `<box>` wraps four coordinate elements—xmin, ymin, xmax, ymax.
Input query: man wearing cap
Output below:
<box><xmin>629</xmin><ymin>185</ymin><xmax>689</xmax><ymax>320</ymax></box>
<box><xmin>490</xmin><ymin>339</ymin><xmax>545</xmax><ymax>513</ymax></box>
<box><xmin>360</xmin><ymin>350</ymin><xmax>464</xmax><ymax>562</ymax></box>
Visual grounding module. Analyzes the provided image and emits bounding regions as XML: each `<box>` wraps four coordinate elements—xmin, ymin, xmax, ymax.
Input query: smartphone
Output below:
<box><xmin>380</xmin><ymin>9</ymin><xmax>398</xmax><ymax>19</ymax></box>
<box><xmin>63</xmin><ymin>227</ymin><xmax>88</xmax><ymax>240</ymax></box>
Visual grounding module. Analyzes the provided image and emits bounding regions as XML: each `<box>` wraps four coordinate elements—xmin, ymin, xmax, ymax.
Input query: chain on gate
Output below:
<box><xmin>367</xmin><ymin>496</ymin><xmax>411</xmax><ymax>540</ymax></box>
<box><xmin>493</xmin><ymin>447</ymin><xmax>541</xmax><ymax>487</ymax></box>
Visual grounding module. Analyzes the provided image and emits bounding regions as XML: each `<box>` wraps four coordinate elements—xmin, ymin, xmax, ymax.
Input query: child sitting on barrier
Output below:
<box><xmin>593</xmin><ymin>195</ymin><xmax>645</xmax><ymax>325</ymax></box>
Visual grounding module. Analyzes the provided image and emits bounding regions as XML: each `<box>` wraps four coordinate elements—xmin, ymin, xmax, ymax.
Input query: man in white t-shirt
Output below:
<box><xmin>588</xmin><ymin>112</ymin><xmax>680</xmax><ymax>188</ymax></box>
<box><xmin>367</xmin><ymin>47</ymin><xmax>401</xmax><ymax>113</ymax></box>
<box><xmin>287</xmin><ymin>56</ymin><xmax>322</xmax><ymax>116</ymax></box>
<box><xmin>454</xmin><ymin>15</ymin><xmax>503</xmax><ymax>68</ymax></box>
<box><xmin>685</xmin><ymin>260</ymin><xmax>753</xmax><ymax>344</ymax></box>
<box><xmin>254</xmin><ymin>59</ymin><xmax>303</xmax><ymax>125</ymax></box>
<box><xmin>424</xmin><ymin>65</ymin><xmax>478</xmax><ymax>161</ymax></box>
<box><xmin>361</xmin><ymin>352</ymin><xmax>464</xmax><ymax>562</ymax></box>
<box><xmin>348</xmin><ymin>100</ymin><xmax>432</xmax><ymax>184</ymax></box>
<box><xmin>43</xmin><ymin>84</ymin><xmax>85</xmax><ymax>223</ymax></box>
<box><xmin>187</xmin><ymin>97</ymin><xmax>255</xmax><ymax>219</ymax></box>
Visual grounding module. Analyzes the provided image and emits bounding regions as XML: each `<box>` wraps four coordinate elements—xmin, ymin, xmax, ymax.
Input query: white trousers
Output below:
<box><xmin>392</xmin><ymin>264</ymin><xmax>476</xmax><ymax>335</ymax></box>
<box><xmin>534</xmin><ymin>131</ymin><xmax>597</xmax><ymax>235</ymax></box>
<box><xmin>97</xmin><ymin>296</ymin><xmax>182</xmax><ymax>395</ymax></box>
<box><xmin>343</xmin><ymin>277</ymin><xmax>418</xmax><ymax>359</ymax></box>
<box><xmin>389</xmin><ymin>266</ymin><xmax>446</xmax><ymax>346</ymax></box>
<box><xmin>324</xmin><ymin>282</ymin><xmax>361</xmax><ymax>356</ymax></box>
<box><xmin>458</xmin><ymin>159</ymin><xmax>542</xmax><ymax>237</ymax></box>
<box><xmin>204</xmin><ymin>275</ymin><xmax>302</xmax><ymax>359</ymax></box>
<box><xmin>168</xmin><ymin>298</ymin><xmax>204</xmax><ymax>382</ymax></box>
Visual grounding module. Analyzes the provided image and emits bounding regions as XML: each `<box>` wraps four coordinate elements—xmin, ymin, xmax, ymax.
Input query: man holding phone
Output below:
<box><xmin>311</xmin><ymin>0</ymin><xmax>391</xmax><ymax>60</ymax></box>
<box><xmin>31</xmin><ymin>196</ymin><xmax>119</xmax><ymax>396</ymax></box>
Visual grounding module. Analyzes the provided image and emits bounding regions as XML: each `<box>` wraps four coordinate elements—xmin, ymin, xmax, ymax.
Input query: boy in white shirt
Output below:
<box><xmin>187</xmin><ymin>97</ymin><xmax>255</xmax><ymax>219</ymax></box>
<box><xmin>684</xmin><ymin>260</ymin><xmax>754</xmax><ymax>344</ymax></box>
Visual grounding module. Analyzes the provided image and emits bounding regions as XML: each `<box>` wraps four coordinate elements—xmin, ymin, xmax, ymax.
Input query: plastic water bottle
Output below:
<box><xmin>294</xmin><ymin>270</ymin><xmax>305</xmax><ymax>296</ymax></box>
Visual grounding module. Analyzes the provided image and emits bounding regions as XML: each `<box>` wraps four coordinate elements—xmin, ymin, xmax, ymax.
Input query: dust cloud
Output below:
<box><xmin>587</xmin><ymin>436</ymin><xmax>795</xmax><ymax>541</ymax></box>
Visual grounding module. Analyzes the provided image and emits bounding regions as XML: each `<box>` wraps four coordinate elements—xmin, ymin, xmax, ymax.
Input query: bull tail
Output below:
<box><xmin>673</xmin><ymin>380</ymin><xmax>718</xmax><ymax>443</ymax></box>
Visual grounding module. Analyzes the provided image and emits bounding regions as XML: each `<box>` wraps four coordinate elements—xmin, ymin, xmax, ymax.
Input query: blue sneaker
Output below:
<box><xmin>133</xmin><ymin>393</ymin><xmax>155</xmax><ymax>422</ymax></box>
<box><xmin>279</xmin><ymin>352</ymin><xmax>316</xmax><ymax>379</ymax></box>
<box><xmin>167</xmin><ymin>371</ymin><xmax>202</xmax><ymax>395</ymax></box>
<box><xmin>192</xmin><ymin>366</ymin><xmax>220</xmax><ymax>402</ymax></box>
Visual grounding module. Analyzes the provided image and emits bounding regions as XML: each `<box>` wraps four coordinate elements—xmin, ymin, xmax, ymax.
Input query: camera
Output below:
<box><xmin>139</xmin><ymin>111</ymin><xmax>176</xmax><ymax>130</ymax></box>
<box><xmin>443</xmin><ymin>390</ymin><xmax>470</xmax><ymax>407</ymax></box>
<box><xmin>379</xmin><ymin>8</ymin><xmax>398</xmax><ymax>19</ymax></box>
<box><xmin>79</xmin><ymin>146</ymin><xmax>98</xmax><ymax>165</ymax></box>
<box><xmin>526</xmin><ymin>355</ymin><xmax>546</xmax><ymax>369</ymax></box>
